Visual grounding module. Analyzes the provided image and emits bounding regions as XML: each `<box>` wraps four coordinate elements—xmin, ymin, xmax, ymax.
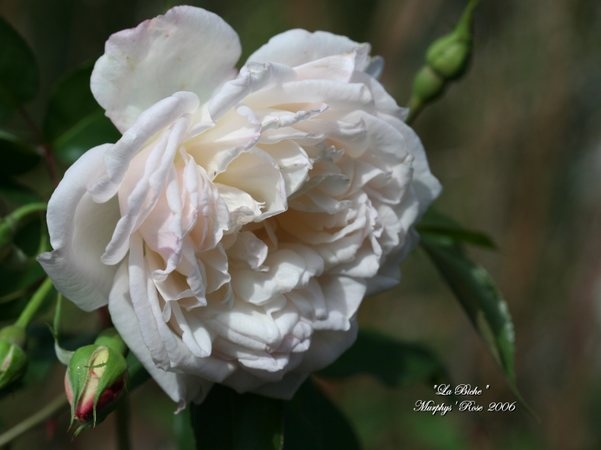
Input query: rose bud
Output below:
<box><xmin>65</xmin><ymin>341</ymin><xmax>127</xmax><ymax>429</ymax></box>
<box><xmin>409</xmin><ymin>0</ymin><xmax>477</xmax><ymax>116</ymax></box>
<box><xmin>426</xmin><ymin>31</ymin><xmax>471</xmax><ymax>81</ymax></box>
<box><xmin>0</xmin><ymin>325</ymin><xmax>27</xmax><ymax>391</ymax></box>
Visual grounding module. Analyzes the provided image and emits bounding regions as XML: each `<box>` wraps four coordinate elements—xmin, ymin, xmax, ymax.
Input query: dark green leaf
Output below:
<box><xmin>283</xmin><ymin>379</ymin><xmax>360</xmax><ymax>450</ymax></box>
<box><xmin>0</xmin><ymin>295</ymin><xmax>27</xmax><ymax>324</ymax></box>
<box><xmin>44</xmin><ymin>65</ymin><xmax>119</xmax><ymax>166</ymax></box>
<box><xmin>190</xmin><ymin>384</ymin><xmax>283</xmax><ymax>450</ymax></box>
<box><xmin>174</xmin><ymin>409</ymin><xmax>195</xmax><ymax>450</ymax></box>
<box><xmin>0</xmin><ymin>17</ymin><xmax>39</xmax><ymax>121</ymax></box>
<box><xmin>44</xmin><ymin>65</ymin><xmax>99</xmax><ymax>140</ymax></box>
<box><xmin>0</xmin><ymin>249</ymin><xmax>44</xmax><ymax>301</ymax></box>
<box><xmin>418</xmin><ymin>209</ymin><xmax>496</xmax><ymax>249</ymax></box>
<box><xmin>420</xmin><ymin>234</ymin><xmax>515</xmax><ymax>385</ymax></box>
<box><xmin>0</xmin><ymin>130</ymin><xmax>41</xmax><ymax>176</ymax></box>
<box><xmin>0</xmin><ymin>179</ymin><xmax>40</xmax><ymax>213</ymax></box>
<box><xmin>52</xmin><ymin>110</ymin><xmax>119</xmax><ymax>166</ymax></box>
<box><xmin>21</xmin><ymin>324</ymin><xmax>56</xmax><ymax>386</ymax></box>
<box><xmin>12</xmin><ymin>210</ymin><xmax>44</xmax><ymax>257</ymax></box>
<box><xmin>126</xmin><ymin>352</ymin><xmax>150</xmax><ymax>391</ymax></box>
<box><xmin>319</xmin><ymin>329</ymin><xmax>447</xmax><ymax>388</ymax></box>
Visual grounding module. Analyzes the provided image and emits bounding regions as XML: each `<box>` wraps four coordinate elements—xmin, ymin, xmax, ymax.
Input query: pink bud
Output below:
<box><xmin>64</xmin><ymin>344</ymin><xmax>127</xmax><ymax>429</ymax></box>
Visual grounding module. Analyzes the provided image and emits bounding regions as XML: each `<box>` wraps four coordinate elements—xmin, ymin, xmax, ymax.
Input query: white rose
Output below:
<box><xmin>39</xmin><ymin>6</ymin><xmax>441</xmax><ymax>407</ymax></box>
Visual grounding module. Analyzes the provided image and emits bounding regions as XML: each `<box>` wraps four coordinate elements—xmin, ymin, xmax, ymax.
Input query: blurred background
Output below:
<box><xmin>0</xmin><ymin>0</ymin><xmax>600</xmax><ymax>449</ymax></box>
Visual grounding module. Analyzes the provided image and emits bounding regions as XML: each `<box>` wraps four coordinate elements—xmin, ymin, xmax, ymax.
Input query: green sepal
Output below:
<box><xmin>0</xmin><ymin>324</ymin><xmax>26</xmax><ymax>347</ymax></box>
<box><xmin>0</xmin><ymin>325</ymin><xmax>27</xmax><ymax>390</ymax></box>
<box><xmin>94</xmin><ymin>328</ymin><xmax>127</xmax><ymax>356</ymax></box>
<box><xmin>426</xmin><ymin>29</ymin><xmax>471</xmax><ymax>80</ymax></box>
<box><xmin>66</xmin><ymin>343</ymin><xmax>127</xmax><ymax>429</ymax></box>
<box><xmin>411</xmin><ymin>66</ymin><xmax>445</xmax><ymax>104</ymax></box>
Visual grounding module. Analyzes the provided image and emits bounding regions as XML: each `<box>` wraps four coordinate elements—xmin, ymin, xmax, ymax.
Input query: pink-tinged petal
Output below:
<box><xmin>102</xmin><ymin>115</ymin><xmax>190</xmax><ymax>265</ymax></box>
<box><xmin>214</xmin><ymin>147</ymin><xmax>287</xmax><ymax>219</ymax></box>
<box><xmin>208</xmin><ymin>62</ymin><xmax>296</xmax><ymax>120</ymax></box>
<box><xmin>247</xmin><ymin>29</ymin><xmax>371</xmax><ymax>71</ymax></box>
<box><xmin>248</xmin><ymin>79</ymin><xmax>373</xmax><ymax>112</ymax></box>
<box><xmin>186</xmin><ymin>107</ymin><xmax>260</xmax><ymax>179</ymax></box>
<box><xmin>294</xmin><ymin>53</ymin><xmax>356</xmax><ymax>81</ymax></box>
<box><xmin>91</xmin><ymin>6</ymin><xmax>240</xmax><ymax>131</ymax></box>
<box><xmin>253</xmin><ymin>320</ymin><xmax>359</xmax><ymax>400</ymax></box>
<box><xmin>366</xmin><ymin>232</ymin><xmax>418</xmax><ymax>296</ymax></box>
<box><xmin>38</xmin><ymin>145</ymin><xmax>119</xmax><ymax>311</ymax></box>
<box><xmin>108</xmin><ymin>263</ymin><xmax>210</xmax><ymax>407</ymax></box>
<box><xmin>89</xmin><ymin>92</ymin><xmax>198</xmax><ymax>204</ymax></box>
<box><xmin>258</xmin><ymin>141</ymin><xmax>311</xmax><ymax>197</ymax></box>
<box><xmin>313</xmin><ymin>276</ymin><xmax>366</xmax><ymax>331</ymax></box>
<box><xmin>228</xmin><ymin>232</ymin><xmax>269</xmax><ymax>269</ymax></box>
<box><xmin>208</xmin><ymin>304</ymin><xmax>282</xmax><ymax>351</ymax></box>
<box><xmin>231</xmin><ymin>249</ymin><xmax>307</xmax><ymax>305</ymax></box>
<box><xmin>301</xmin><ymin>319</ymin><xmax>359</xmax><ymax>372</ymax></box>
<box><xmin>396</xmin><ymin>119</ymin><xmax>442</xmax><ymax>211</ymax></box>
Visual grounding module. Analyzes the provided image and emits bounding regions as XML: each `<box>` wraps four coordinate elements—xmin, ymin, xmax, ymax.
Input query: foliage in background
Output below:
<box><xmin>2</xmin><ymin>0</ymin><xmax>599</xmax><ymax>448</ymax></box>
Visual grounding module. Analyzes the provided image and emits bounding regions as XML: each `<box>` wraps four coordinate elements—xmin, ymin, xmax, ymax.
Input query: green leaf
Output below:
<box><xmin>0</xmin><ymin>250</ymin><xmax>44</xmax><ymax>301</ymax></box>
<box><xmin>418</xmin><ymin>209</ymin><xmax>496</xmax><ymax>249</ymax></box>
<box><xmin>0</xmin><ymin>131</ymin><xmax>41</xmax><ymax>176</ymax></box>
<box><xmin>44</xmin><ymin>65</ymin><xmax>119</xmax><ymax>166</ymax></box>
<box><xmin>44</xmin><ymin>65</ymin><xmax>98</xmax><ymax>140</ymax></box>
<box><xmin>283</xmin><ymin>379</ymin><xmax>360</xmax><ymax>450</ymax></box>
<box><xmin>53</xmin><ymin>110</ymin><xmax>119</xmax><ymax>166</ymax></box>
<box><xmin>319</xmin><ymin>329</ymin><xmax>447</xmax><ymax>388</ymax></box>
<box><xmin>190</xmin><ymin>384</ymin><xmax>283</xmax><ymax>450</ymax></box>
<box><xmin>0</xmin><ymin>179</ymin><xmax>40</xmax><ymax>213</ymax></box>
<box><xmin>0</xmin><ymin>17</ymin><xmax>39</xmax><ymax>121</ymax></box>
<box><xmin>174</xmin><ymin>409</ymin><xmax>195</xmax><ymax>450</ymax></box>
<box><xmin>420</xmin><ymin>234</ymin><xmax>515</xmax><ymax>385</ymax></box>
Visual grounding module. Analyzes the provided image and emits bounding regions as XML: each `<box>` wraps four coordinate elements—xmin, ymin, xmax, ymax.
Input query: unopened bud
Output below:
<box><xmin>407</xmin><ymin>0</ymin><xmax>479</xmax><ymax>123</ymax></box>
<box><xmin>426</xmin><ymin>33</ymin><xmax>471</xmax><ymax>80</ymax></box>
<box><xmin>65</xmin><ymin>343</ymin><xmax>127</xmax><ymax>429</ymax></box>
<box><xmin>411</xmin><ymin>66</ymin><xmax>445</xmax><ymax>104</ymax></box>
<box><xmin>0</xmin><ymin>325</ymin><xmax>27</xmax><ymax>390</ymax></box>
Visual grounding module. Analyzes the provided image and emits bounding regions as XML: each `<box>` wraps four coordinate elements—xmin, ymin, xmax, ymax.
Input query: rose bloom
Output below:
<box><xmin>39</xmin><ymin>6</ymin><xmax>440</xmax><ymax>408</ymax></box>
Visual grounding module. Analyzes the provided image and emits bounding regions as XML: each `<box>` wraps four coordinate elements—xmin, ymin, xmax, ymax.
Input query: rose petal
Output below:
<box><xmin>109</xmin><ymin>263</ymin><xmax>210</xmax><ymax>407</ymax></box>
<box><xmin>214</xmin><ymin>147</ymin><xmax>287</xmax><ymax>219</ymax></box>
<box><xmin>38</xmin><ymin>145</ymin><xmax>120</xmax><ymax>311</ymax></box>
<box><xmin>247</xmin><ymin>29</ymin><xmax>371</xmax><ymax>71</ymax></box>
<box><xmin>91</xmin><ymin>6</ymin><xmax>240</xmax><ymax>131</ymax></box>
<box><xmin>89</xmin><ymin>92</ymin><xmax>198</xmax><ymax>204</ymax></box>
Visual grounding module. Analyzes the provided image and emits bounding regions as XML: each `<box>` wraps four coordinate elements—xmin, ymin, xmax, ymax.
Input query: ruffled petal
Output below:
<box><xmin>108</xmin><ymin>263</ymin><xmax>211</xmax><ymax>407</ymax></box>
<box><xmin>247</xmin><ymin>29</ymin><xmax>372</xmax><ymax>71</ymax></box>
<box><xmin>38</xmin><ymin>145</ymin><xmax>120</xmax><ymax>311</ymax></box>
<box><xmin>91</xmin><ymin>6</ymin><xmax>240</xmax><ymax>131</ymax></box>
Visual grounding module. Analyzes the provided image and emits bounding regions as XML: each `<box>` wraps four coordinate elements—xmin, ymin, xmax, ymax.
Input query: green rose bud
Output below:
<box><xmin>407</xmin><ymin>0</ymin><xmax>479</xmax><ymax>123</ymax></box>
<box><xmin>426</xmin><ymin>33</ymin><xmax>471</xmax><ymax>80</ymax></box>
<box><xmin>411</xmin><ymin>66</ymin><xmax>445</xmax><ymax>104</ymax></box>
<box><xmin>0</xmin><ymin>325</ymin><xmax>27</xmax><ymax>391</ymax></box>
<box><xmin>65</xmin><ymin>342</ymin><xmax>127</xmax><ymax>430</ymax></box>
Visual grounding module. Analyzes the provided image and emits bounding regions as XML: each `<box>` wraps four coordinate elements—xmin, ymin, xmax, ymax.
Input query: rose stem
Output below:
<box><xmin>115</xmin><ymin>396</ymin><xmax>131</xmax><ymax>450</ymax></box>
<box><xmin>0</xmin><ymin>394</ymin><xmax>68</xmax><ymax>447</ymax></box>
<box><xmin>15</xmin><ymin>277</ymin><xmax>54</xmax><ymax>329</ymax></box>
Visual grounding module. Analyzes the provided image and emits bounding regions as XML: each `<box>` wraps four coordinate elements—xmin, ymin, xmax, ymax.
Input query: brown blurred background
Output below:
<box><xmin>1</xmin><ymin>0</ymin><xmax>600</xmax><ymax>449</ymax></box>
